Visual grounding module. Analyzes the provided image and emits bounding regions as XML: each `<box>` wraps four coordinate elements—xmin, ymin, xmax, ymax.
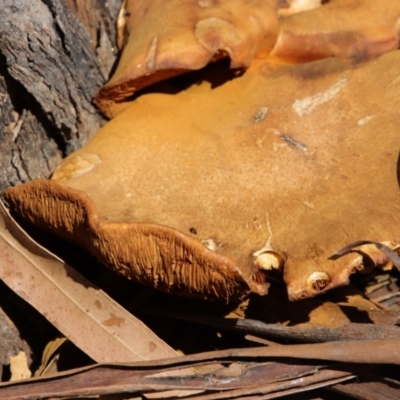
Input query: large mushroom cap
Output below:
<box><xmin>95</xmin><ymin>0</ymin><xmax>279</xmax><ymax>118</ymax></box>
<box><xmin>5</xmin><ymin>50</ymin><xmax>400</xmax><ymax>301</ymax></box>
<box><xmin>94</xmin><ymin>0</ymin><xmax>400</xmax><ymax>118</ymax></box>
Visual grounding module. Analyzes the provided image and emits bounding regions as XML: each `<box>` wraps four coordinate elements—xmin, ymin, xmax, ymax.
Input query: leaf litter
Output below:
<box><xmin>0</xmin><ymin>201</ymin><xmax>180</xmax><ymax>364</ymax></box>
<box><xmin>0</xmin><ymin>196</ymin><xmax>400</xmax><ymax>398</ymax></box>
<box><xmin>1</xmin><ymin>1</ymin><xmax>400</xmax><ymax>397</ymax></box>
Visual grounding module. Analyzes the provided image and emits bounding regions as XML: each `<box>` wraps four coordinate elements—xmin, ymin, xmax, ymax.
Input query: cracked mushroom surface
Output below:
<box><xmin>5</xmin><ymin>50</ymin><xmax>400</xmax><ymax>301</ymax></box>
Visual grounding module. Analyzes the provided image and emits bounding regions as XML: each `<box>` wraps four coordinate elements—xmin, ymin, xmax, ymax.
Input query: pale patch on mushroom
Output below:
<box><xmin>146</xmin><ymin>35</ymin><xmax>159</xmax><ymax>71</ymax></box>
<box><xmin>255</xmin><ymin>253</ymin><xmax>283</xmax><ymax>271</ymax></box>
<box><xmin>201</xmin><ymin>238</ymin><xmax>223</xmax><ymax>252</ymax></box>
<box><xmin>253</xmin><ymin>219</ymin><xmax>285</xmax><ymax>272</ymax></box>
<box><xmin>52</xmin><ymin>153</ymin><xmax>102</xmax><ymax>181</ymax></box>
<box><xmin>292</xmin><ymin>76</ymin><xmax>347</xmax><ymax>116</ymax></box>
<box><xmin>198</xmin><ymin>0</ymin><xmax>214</xmax><ymax>9</ymax></box>
<box><xmin>252</xmin><ymin>215</ymin><xmax>285</xmax><ymax>272</ymax></box>
<box><xmin>303</xmin><ymin>201</ymin><xmax>314</xmax><ymax>209</ymax></box>
<box><xmin>357</xmin><ymin>115</ymin><xmax>374</xmax><ymax>126</ymax></box>
<box><xmin>278</xmin><ymin>0</ymin><xmax>322</xmax><ymax>17</ymax></box>
<box><xmin>287</xmin><ymin>271</ymin><xmax>332</xmax><ymax>300</ymax></box>
<box><xmin>307</xmin><ymin>271</ymin><xmax>331</xmax><ymax>293</ymax></box>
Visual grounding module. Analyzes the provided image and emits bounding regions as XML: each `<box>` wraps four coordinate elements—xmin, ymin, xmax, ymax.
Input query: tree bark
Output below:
<box><xmin>0</xmin><ymin>0</ymin><xmax>121</xmax><ymax>193</ymax></box>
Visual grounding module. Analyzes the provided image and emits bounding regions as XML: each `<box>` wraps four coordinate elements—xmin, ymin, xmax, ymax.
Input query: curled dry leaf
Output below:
<box><xmin>5</xmin><ymin>50</ymin><xmax>400</xmax><ymax>301</ymax></box>
<box><xmin>0</xmin><ymin>201</ymin><xmax>179</xmax><ymax>363</ymax></box>
<box><xmin>95</xmin><ymin>0</ymin><xmax>279</xmax><ymax>117</ymax></box>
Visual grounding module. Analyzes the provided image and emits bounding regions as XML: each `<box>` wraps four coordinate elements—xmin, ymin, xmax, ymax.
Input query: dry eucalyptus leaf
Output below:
<box><xmin>0</xmin><ymin>201</ymin><xmax>179</xmax><ymax>363</ymax></box>
<box><xmin>0</xmin><ymin>357</ymin><xmax>353</xmax><ymax>400</ymax></box>
<box><xmin>0</xmin><ymin>339</ymin><xmax>395</xmax><ymax>400</ymax></box>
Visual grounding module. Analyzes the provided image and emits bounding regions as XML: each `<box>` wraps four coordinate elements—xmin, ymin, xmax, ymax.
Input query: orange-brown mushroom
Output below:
<box><xmin>5</xmin><ymin>50</ymin><xmax>400</xmax><ymax>301</ymax></box>
<box><xmin>95</xmin><ymin>0</ymin><xmax>400</xmax><ymax>118</ymax></box>
<box><xmin>272</xmin><ymin>0</ymin><xmax>400</xmax><ymax>63</ymax></box>
<box><xmin>95</xmin><ymin>0</ymin><xmax>280</xmax><ymax>118</ymax></box>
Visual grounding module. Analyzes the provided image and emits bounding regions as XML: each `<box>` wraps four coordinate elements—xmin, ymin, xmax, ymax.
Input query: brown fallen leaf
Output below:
<box><xmin>0</xmin><ymin>339</ymin><xmax>391</xmax><ymax>400</ymax></box>
<box><xmin>0</xmin><ymin>359</ymin><xmax>358</xmax><ymax>400</ymax></box>
<box><xmin>0</xmin><ymin>200</ymin><xmax>179</xmax><ymax>363</ymax></box>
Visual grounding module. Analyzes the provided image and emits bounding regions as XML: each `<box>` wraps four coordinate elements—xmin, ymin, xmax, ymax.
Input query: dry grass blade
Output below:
<box><xmin>0</xmin><ymin>201</ymin><xmax>179</xmax><ymax>363</ymax></box>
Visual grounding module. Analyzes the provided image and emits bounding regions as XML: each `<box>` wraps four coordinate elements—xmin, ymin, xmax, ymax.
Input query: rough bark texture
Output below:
<box><xmin>0</xmin><ymin>0</ymin><xmax>121</xmax><ymax>193</ymax></box>
<box><xmin>0</xmin><ymin>306</ymin><xmax>22</xmax><ymax>366</ymax></box>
